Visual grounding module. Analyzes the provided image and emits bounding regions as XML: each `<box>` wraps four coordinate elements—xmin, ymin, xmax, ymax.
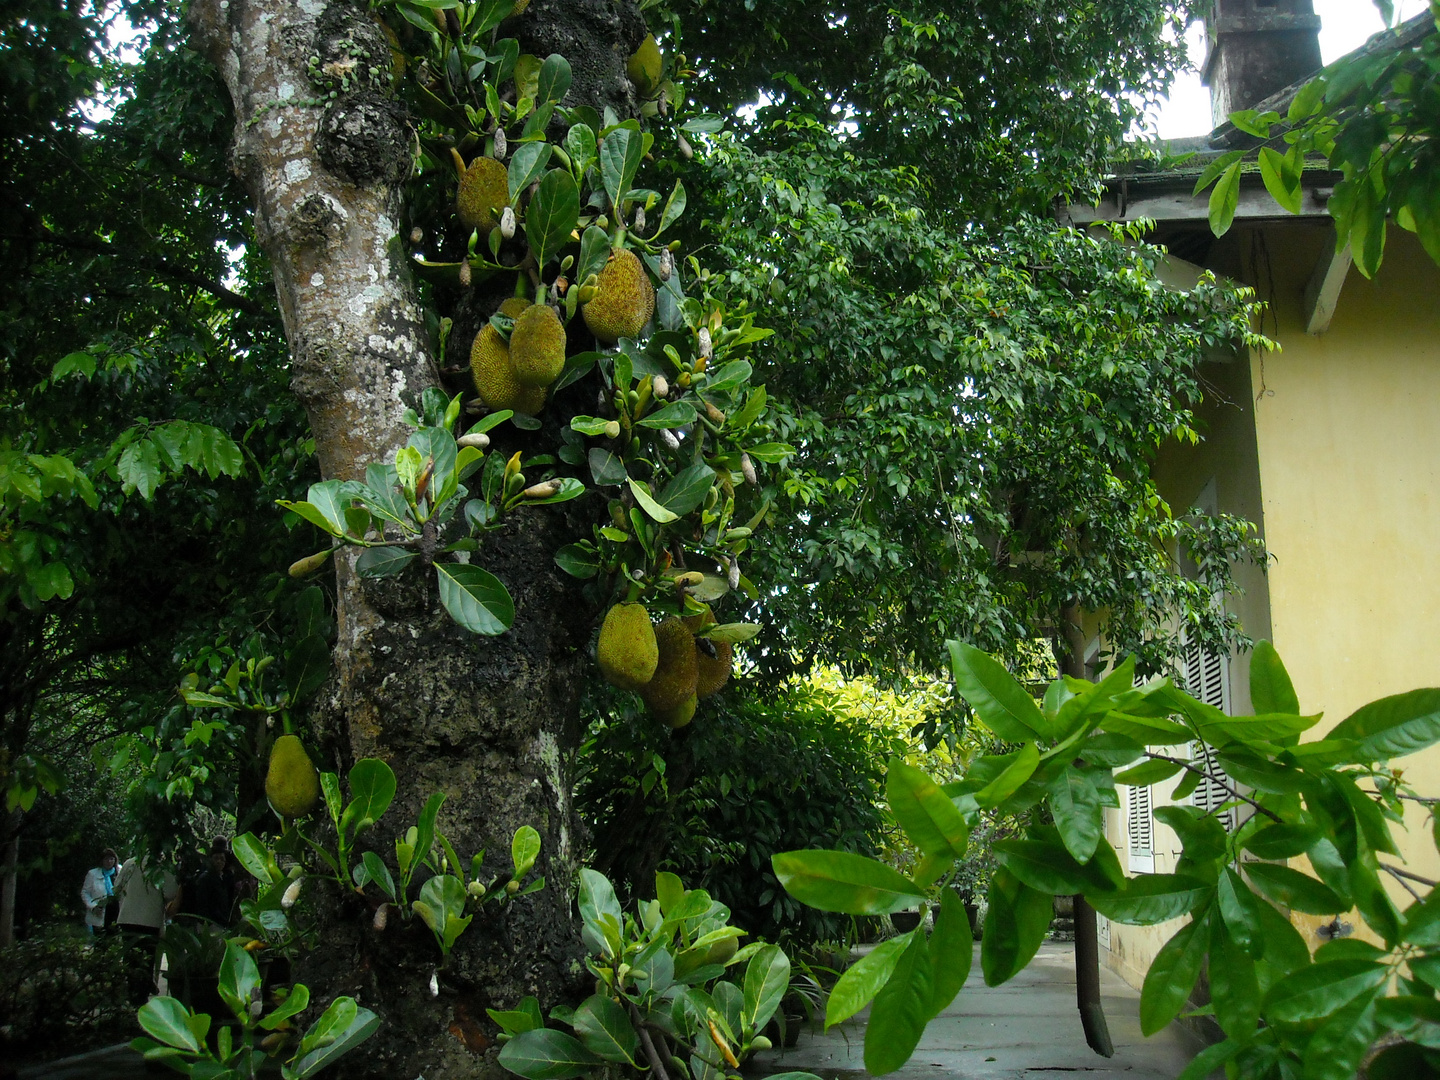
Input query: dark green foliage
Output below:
<box><xmin>0</xmin><ymin>927</ymin><xmax>135</xmax><ymax>1052</ymax></box>
<box><xmin>577</xmin><ymin>684</ymin><xmax>893</xmax><ymax>945</ymax></box>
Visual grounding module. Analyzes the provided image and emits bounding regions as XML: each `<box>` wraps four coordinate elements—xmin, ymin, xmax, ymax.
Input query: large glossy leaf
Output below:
<box><xmin>1249</xmin><ymin>640</ymin><xmax>1300</xmax><ymax>714</ymax></box>
<box><xmin>826</xmin><ymin>932</ymin><xmax>913</xmax><ymax>1028</ymax></box>
<box><xmin>1209</xmin><ymin>919</ymin><xmax>1259</xmax><ymax>1040</ymax></box>
<box><xmin>1245</xmin><ymin>863</ymin><xmax>1347</xmax><ymax>915</ymax></box>
<box><xmin>741</xmin><ymin>944</ymin><xmax>790</xmax><ymax>1035</ymax></box>
<box><xmin>1253</xmin><ymin>895</ymin><xmax>1311</xmax><ymax>979</ymax></box>
<box><xmin>498</xmin><ymin>1029</ymin><xmax>604</xmax><ymax>1080</ymax></box>
<box><xmin>658</xmin><ymin>464</ymin><xmax>716</xmax><ymax>517</ymax></box>
<box><xmin>981</xmin><ymin>868</ymin><xmax>1052</xmax><ymax>986</ymax></box>
<box><xmin>863</xmin><ymin>931</ymin><xmax>932</xmax><ymax>1076</ymax></box>
<box><xmin>1154</xmin><ymin>805</ymin><xmax>1227</xmax><ymax>864</ymax></box>
<box><xmin>927</xmin><ymin>888</ymin><xmax>972</xmax><ymax>1019</ymax></box>
<box><xmin>511</xmin><ymin>825</ymin><xmax>541</xmax><ymax>879</ymax></box>
<box><xmin>571</xmin><ymin>994</ymin><xmax>638</xmax><ymax>1065</ymax></box>
<box><xmin>947</xmin><ymin>641</ymin><xmax>1051</xmax><ymax>741</ymax></box>
<box><xmin>1301</xmin><ymin>993</ymin><xmax>1381</xmax><ymax>1080</ymax></box>
<box><xmin>218</xmin><ymin>939</ymin><xmax>261</xmax><ymax>1021</ymax></box>
<box><xmin>1243</xmin><ymin>823</ymin><xmax>1320</xmax><ymax>860</ymax></box>
<box><xmin>1087</xmin><ymin>873</ymin><xmax>1212</xmax><ymax>925</ymax></box>
<box><xmin>1099</xmin><ymin>712</ymin><xmax>1194</xmax><ymax>745</ymax></box>
<box><xmin>1175</xmin><ymin>1039</ymin><xmax>1242</xmax><ymax>1080</ymax></box>
<box><xmin>1326</xmin><ymin>688</ymin><xmax>1440</xmax><ymax>760</ymax></box>
<box><xmin>527</xmin><ymin>168</ymin><xmax>580</xmax><ymax>268</ymax></box>
<box><xmin>342</xmin><ymin>758</ymin><xmax>396</xmax><ymax>835</ymax></box>
<box><xmin>435</xmin><ymin>562</ymin><xmax>514</xmax><ymax>635</ymax></box>
<box><xmin>286</xmin><ymin>1002</ymin><xmax>379</xmax><ymax>1079</ymax></box>
<box><xmin>1216</xmin><ymin>867</ymin><xmax>1264</xmax><ymax>957</ymax></box>
<box><xmin>1263</xmin><ymin>959</ymin><xmax>1387</xmax><ymax>1026</ymax></box>
<box><xmin>772</xmin><ymin>850</ymin><xmax>926</xmax><ymax>915</ymax></box>
<box><xmin>137</xmin><ymin>996</ymin><xmax>201</xmax><ymax>1052</ymax></box>
<box><xmin>578</xmin><ymin>868</ymin><xmax>623</xmax><ymax>952</ymax></box>
<box><xmin>627</xmin><ymin>477</ymin><xmax>679</xmax><ymax>523</ymax></box>
<box><xmin>1139</xmin><ymin>910</ymin><xmax>1210</xmax><ymax>1035</ymax></box>
<box><xmin>599</xmin><ymin>126</ymin><xmax>642</xmax><ymax>212</ymax></box>
<box><xmin>974</xmin><ymin>743</ymin><xmax>1040</xmax><ymax>807</ymax></box>
<box><xmin>994</xmin><ymin>839</ymin><xmax>1114</xmax><ymax>896</ymax></box>
<box><xmin>887</xmin><ymin>759</ymin><xmax>968</xmax><ymax>858</ymax></box>
<box><xmin>1376</xmin><ymin>995</ymin><xmax>1440</xmax><ymax>1049</ymax></box>
<box><xmin>285</xmin><ymin>634</ymin><xmax>331</xmax><ymax>703</ymax></box>
<box><xmin>1047</xmin><ymin>766</ymin><xmax>1102</xmax><ymax>863</ymax></box>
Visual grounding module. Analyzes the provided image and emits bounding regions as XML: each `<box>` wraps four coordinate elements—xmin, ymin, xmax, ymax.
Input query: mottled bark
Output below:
<box><xmin>187</xmin><ymin>1</ymin><xmax>642</xmax><ymax>1076</ymax></box>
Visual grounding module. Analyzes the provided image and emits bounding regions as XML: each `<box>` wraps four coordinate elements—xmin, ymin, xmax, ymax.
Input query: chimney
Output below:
<box><xmin>1202</xmin><ymin>0</ymin><xmax>1323</xmax><ymax>127</ymax></box>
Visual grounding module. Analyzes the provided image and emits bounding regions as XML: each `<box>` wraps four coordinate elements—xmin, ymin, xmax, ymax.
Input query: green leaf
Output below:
<box><xmin>488</xmin><ymin>997</ymin><xmax>546</xmax><ymax>1036</ymax></box>
<box><xmin>887</xmin><ymin>759</ymin><xmax>968</xmax><ymax>858</ymax></box>
<box><xmin>627</xmin><ymin>477</ymin><xmax>679</xmax><ymax>523</ymax></box>
<box><xmin>994</xmin><ymin>838</ymin><xmax>1116</xmax><ymax>896</ymax></box>
<box><xmin>1175</xmin><ymin>1039</ymin><xmax>1242</xmax><ymax>1080</ymax></box>
<box><xmin>232</xmin><ymin>832</ymin><xmax>279</xmax><ymax>885</ymax></box>
<box><xmin>927</xmin><ymin>888</ymin><xmax>972</xmax><ymax>1019</ymax></box>
<box><xmin>571</xmin><ymin>994</ymin><xmax>638</xmax><ymax>1065</ymax></box>
<box><xmin>118</xmin><ymin>438</ymin><xmax>162</xmax><ymax>499</ymax></box>
<box><xmin>1154</xmin><ymin>805</ymin><xmax>1228</xmax><ymax>864</ymax></box>
<box><xmin>51</xmin><ymin>351</ymin><xmax>96</xmax><ymax>381</ymax></box>
<box><xmin>974</xmin><ymin>743</ymin><xmax>1040</xmax><ymax>807</ymax></box>
<box><xmin>137</xmin><ymin>996</ymin><xmax>201</xmax><ymax>1051</ymax></box>
<box><xmin>741</xmin><ymin>944</ymin><xmax>790</xmax><ymax>1035</ymax></box>
<box><xmin>771</xmin><ymin>850</ymin><xmax>926</xmax><ymax>915</ymax></box>
<box><xmin>1100</xmin><ymin>712</ymin><xmax>1195</xmax><ymax>745</ymax></box>
<box><xmin>1263</xmin><ymin>959</ymin><xmax>1387</xmax><ymax>1026</ymax></box>
<box><xmin>511</xmin><ymin>825</ymin><xmax>540</xmax><ymax>879</ymax></box>
<box><xmin>1114</xmin><ymin>758</ymin><xmax>1183</xmax><ymax>786</ymax></box>
<box><xmin>260</xmin><ymin>983</ymin><xmax>310</xmax><ymax>1030</ymax></box>
<box><xmin>288</xmin><ymin>1001</ymin><xmax>379</xmax><ymax>1079</ymax></box>
<box><xmin>981</xmin><ymin>868</ymin><xmax>1052</xmax><ymax>986</ymax></box>
<box><xmin>826</xmin><ymin>932</ymin><xmax>912</xmax><ymax>1028</ymax></box>
<box><xmin>218</xmin><ymin>939</ymin><xmax>261</xmax><ymax>1021</ymax></box>
<box><xmin>657</xmin><ymin>179</ymin><xmax>687</xmax><ymax>235</ymax></box>
<box><xmin>863</xmin><ymin>930</ymin><xmax>933</xmax><ymax>1075</ymax></box>
<box><xmin>576</xmin><ymin>226</ymin><xmax>609</xmax><ymax>287</ymax></box>
<box><xmin>526</xmin><ymin>169</ymin><xmax>580</xmax><ymax>269</ymax></box>
<box><xmin>1208</xmin><ymin>161</ymin><xmax>1243</xmax><ymax>237</ymax></box>
<box><xmin>599</xmin><ymin>127</ymin><xmax>642</xmax><ymax>212</ymax></box>
<box><xmin>1376</xmin><ymin>995</ymin><xmax>1440</xmax><ymax>1050</ymax></box>
<box><xmin>286</xmin><ymin>634</ymin><xmax>330</xmax><ymax>703</ymax></box>
<box><xmin>536</xmin><ymin>53</ymin><xmax>571</xmax><ymax>104</ymax></box>
<box><xmin>1139</xmin><ymin>910</ymin><xmax>1210</xmax><ymax>1035</ymax></box>
<box><xmin>361</xmin><ymin>852</ymin><xmax>396</xmax><ymax>902</ymax></box>
<box><xmin>1326</xmin><ymin>688</ymin><xmax>1440</xmax><ymax>760</ymax></box>
<box><xmin>355</xmin><ymin>546</ymin><xmax>417</xmax><ymax>578</ymax></box>
<box><xmin>1047</xmin><ymin>766</ymin><xmax>1102</xmax><ymax>863</ymax></box>
<box><xmin>1302</xmin><ymin>993</ymin><xmax>1381</xmax><ymax>1080</ymax></box>
<box><xmin>1243</xmin><ymin>823</ymin><xmax>1319</xmax><ymax>860</ymax></box>
<box><xmin>1191</xmin><ymin>149</ymin><xmax>1245</xmax><ymax>196</ymax></box>
<box><xmin>436</xmin><ymin>562</ymin><xmax>514</xmax><ymax>635</ymax></box>
<box><xmin>658</xmin><ymin>464</ymin><xmax>715</xmax><ymax>516</ymax></box>
<box><xmin>635</xmin><ymin>400</ymin><xmax>697</xmax><ymax>429</ymax></box>
<box><xmin>743</xmin><ymin>442</ymin><xmax>793</xmax><ymax>464</ymax></box>
<box><xmin>1216</xmin><ymin>867</ymin><xmax>1264</xmax><ymax>957</ymax></box>
<box><xmin>522</xmin><ymin>477</ymin><xmax>585</xmax><ymax>506</ymax></box>
<box><xmin>507</xmin><ymin>141</ymin><xmax>552</xmax><ymax>202</ymax></box>
<box><xmin>1245</xmin><ymin>863</ymin><xmax>1348</xmax><ymax>915</ymax></box>
<box><xmin>947</xmin><ymin>642</ymin><xmax>1051</xmax><ymax>741</ymax></box>
<box><xmin>1209</xmin><ymin>919</ymin><xmax>1259</xmax><ymax>1040</ymax></box>
<box><xmin>343</xmin><ymin>759</ymin><xmax>396</xmax><ymax>835</ymax></box>
<box><xmin>1258</xmin><ymin>147</ymin><xmax>1304</xmax><ymax>215</ymax></box>
<box><xmin>1249</xmin><ymin>641</ymin><xmax>1299</xmax><ymax>714</ymax></box>
<box><xmin>577</xmin><ymin>868</ymin><xmax>623</xmax><ymax>951</ymax></box>
<box><xmin>1088</xmin><ymin>873</ymin><xmax>1212</xmax><ymax>926</ymax></box>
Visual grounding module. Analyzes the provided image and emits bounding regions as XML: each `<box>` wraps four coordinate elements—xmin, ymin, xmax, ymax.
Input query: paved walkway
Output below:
<box><xmin>751</xmin><ymin>942</ymin><xmax>1211</xmax><ymax>1080</ymax></box>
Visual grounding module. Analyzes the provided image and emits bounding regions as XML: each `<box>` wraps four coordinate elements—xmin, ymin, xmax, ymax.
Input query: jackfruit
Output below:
<box><xmin>581</xmin><ymin>249</ymin><xmax>655</xmax><ymax>343</ymax></box>
<box><xmin>597</xmin><ymin>602</ymin><xmax>658</xmax><ymax>691</ymax></box>
<box><xmin>457</xmin><ymin>156</ymin><xmax>509</xmax><ymax>233</ymax></box>
<box><xmin>509</xmin><ymin>0</ymin><xmax>531</xmax><ymax>14</ymax></box>
<box><xmin>654</xmin><ymin>692</ymin><xmax>697</xmax><ymax>729</ymax></box>
<box><xmin>266</xmin><ymin>735</ymin><xmax>321</xmax><ymax>818</ymax></box>
<box><xmin>510</xmin><ymin>304</ymin><xmax>566</xmax><ymax>387</ymax></box>
<box><xmin>470</xmin><ymin>321</ymin><xmax>547</xmax><ymax>415</ymax></box>
<box><xmin>498</xmin><ymin>296</ymin><xmax>530</xmax><ymax>319</ymax></box>
<box><xmin>684</xmin><ymin>605</ymin><xmax>732</xmax><ymax>698</ymax></box>
<box><xmin>628</xmin><ymin>35</ymin><xmax>663</xmax><ymax>95</ymax></box>
<box><xmin>641</xmin><ymin>617</ymin><xmax>698</xmax><ymax>712</ymax></box>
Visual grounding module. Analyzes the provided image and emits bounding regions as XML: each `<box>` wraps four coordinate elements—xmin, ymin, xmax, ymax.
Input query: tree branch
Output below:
<box><xmin>1145</xmin><ymin>752</ymin><xmax>1283</xmax><ymax>823</ymax></box>
<box><xmin>1382</xmin><ymin>865</ymin><xmax>1424</xmax><ymax>902</ymax></box>
<box><xmin>1380</xmin><ymin>863</ymin><xmax>1435</xmax><ymax>888</ymax></box>
<box><xmin>628</xmin><ymin>1000</ymin><xmax>671</xmax><ymax>1080</ymax></box>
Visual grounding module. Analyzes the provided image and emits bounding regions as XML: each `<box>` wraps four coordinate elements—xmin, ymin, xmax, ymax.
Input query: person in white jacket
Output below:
<box><xmin>80</xmin><ymin>848</ymin><xmax>119</xmax><ymax>934</ymax></box>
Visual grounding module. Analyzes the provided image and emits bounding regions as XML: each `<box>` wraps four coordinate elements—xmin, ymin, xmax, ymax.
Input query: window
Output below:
<box><xmin>1127</xmin><ymin>782</ymin><xmax>1154</xmax><ymax>873</ymax></box>
<box><xmin>1182</xmin><ymin>637</ymin><xmax>1237</xmax><ymax>830</ymax></box>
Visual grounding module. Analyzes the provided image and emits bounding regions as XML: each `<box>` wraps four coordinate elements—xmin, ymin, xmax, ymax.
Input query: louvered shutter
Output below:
<box><xmin>1182</xmin><ymin>637</ymin><xmax>1236</xmax><ymax>830</ymax></box>
<box><xmin>1127</xmin><ymin>782</ymin><xmax>1154</xmax><ymax>873</ymax></box>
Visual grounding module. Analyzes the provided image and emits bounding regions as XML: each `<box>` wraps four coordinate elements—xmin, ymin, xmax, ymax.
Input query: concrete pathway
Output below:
<box><xmin>751</xmin><ymin>943</ymin><xmax>1210</xmax><ymax>1080</ymax></box>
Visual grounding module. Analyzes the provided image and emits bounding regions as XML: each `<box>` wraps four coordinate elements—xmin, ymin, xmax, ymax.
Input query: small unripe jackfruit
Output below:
<box><xmin>266</xmin><ymin>735</ymin><xmax>321</xmax><ymax>819</ymax></box>
<box><xmin>628</xmin><ymin>35</ymin><xmax>663</xmax><ymax>95</ymax></box>
<box><xmin>582</xmin><ymin>249</ymin><xmax>655</xmax><ymax>344</ymax></box>
<box><xmin>470</xmin><ymin>322</ymin><xmax>547</xmax><ymax>415</ymax></box>
<box><xmin>642</xmin><ymin>618</ymin><xmax>698</xmax><ymax>712</ymax></box>
<box><xmin>597</xmin><ymin>603</ymin><xmax>659</xmax><ymax>692</ymax></box>
<box><xmin>457</xmin><ymin>157</ymin><xmax>509</xmax><ymax>233</ymax></box>
<box><xmin>655</xmin><ymin>692</ymin><xmax>697</xmax><ymax>729</ymax></box>
<box><xmin>510</xmin><ymin>304</ymin><xmax>566</xmax><ymax>387</ymax></box>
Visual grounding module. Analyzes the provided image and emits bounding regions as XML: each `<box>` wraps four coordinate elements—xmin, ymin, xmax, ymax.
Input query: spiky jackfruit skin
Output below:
<box><xmin>597</xmin><ymin>603</ymin><xmax>658</xmax><ymax>691</ymax></box>
<box><xmin>470</xmin><ymin>322</ymin><xmax>547</xmax><ymax>414</ymax></box>
<box><xmin>457</xmin><ymin>157</ymin><xmax>509</xmax><ymax>233</ymax></box>
<box><xmin>510</xmin><ymin>304</ymin><xmax>566</xmax><ymax>387</ymax></box>
<box><xmin>641</xmin><ymin>617</ymin><xmax>698</xmax><ymax>712</ymax></box>
<box><xmin>628</xmin><ymin>35</ymin><xmax>662</xmax><ymax>95</ymax></box>
<box><xmin>581</xmin><ymin>249</ymin><xmax>655</xmax><ymax>343</ymax></box>
<box><xmin>266</xmin><ymin>735</ymin><xmax>321</xmax><ymax>818</ymax></box>
<box><xmin>654</xmin><ymin>692</ymin><xmax>697</xmax><ymax>729</ymax></box>
<box><xmin>684</xmin><ymin>604</ymin><xmax>732</xmax><ymax>697</ymax></box>
<box><xmin>499</xmin><ymin>297</ymin><xmax>530</xmax><ymax>319</ymax></box>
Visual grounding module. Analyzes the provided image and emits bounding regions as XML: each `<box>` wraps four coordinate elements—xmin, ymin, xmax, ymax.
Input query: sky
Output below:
<box><xmin>1150</xmin><ymin>0</ymin><xmax>1420</xmax><ymax>139</ymax></box>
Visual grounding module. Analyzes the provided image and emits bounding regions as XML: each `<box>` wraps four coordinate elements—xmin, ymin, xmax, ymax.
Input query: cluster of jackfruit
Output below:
<box><xmin>266</xmin><ymin>734</ymin><xmax>321</xmax><ymax>819</ymax></box>
<box><xmin>595</xmin><ymin>602</ymin><xmax>731</xmax><ymax>728</ymax></box>
<box><xmin>582</xmin><ymin>249</ymin><xmax>656</xmax><ymax>344</ymax></box>
<box><xmin>471</xmin><ymin>296</ymin><xmax>567</xmax><ymax>415</ymax></box>
<box><xmin>456</xmin><ymin>156</ymin><xmax>509</xmax><ymax>235</ymax></box>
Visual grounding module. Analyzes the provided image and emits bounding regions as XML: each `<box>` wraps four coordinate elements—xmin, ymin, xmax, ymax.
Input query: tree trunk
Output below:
<box><xmin>187</xmin><ymin>2</ymin><xmax>643</xmax><ymax>1076</ymax></box>
<box><xmin>0</xmin><ymin>808</ymin><xmax>20</xmax><ymax>947</ymax></box>
<box><xmin>1060</xmin><ymin>603</ymin><xmax>1114</xmax><ymax>1058</ymax></box>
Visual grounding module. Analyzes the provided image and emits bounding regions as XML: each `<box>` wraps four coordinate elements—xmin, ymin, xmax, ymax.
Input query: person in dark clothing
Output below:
<box><xmin>190</xmin><ymin>838</ymin><xmax>237</xmax><ymax>926</ymax></box>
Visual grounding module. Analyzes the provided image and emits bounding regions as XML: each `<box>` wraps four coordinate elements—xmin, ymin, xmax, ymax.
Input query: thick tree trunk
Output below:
<box><xmin>1059</xmin><ymin>603</ymin><xmax>1114</xmax><ymax>1058</ymax></box>
<box><xmin>188</xmin><ymin>2</ymin><xmax>642</xmax><ymax>1076</ymax></box>
<box><xmin>0</xmin><ymin>808</ymin><xmax>20</xmax><ymax>947</ymax></box>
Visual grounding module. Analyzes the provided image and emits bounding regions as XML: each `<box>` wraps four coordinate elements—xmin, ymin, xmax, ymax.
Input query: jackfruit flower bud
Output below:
<box><xmin>697</xmin><ymin>327</ymin><xmax>712</xmax><ymax>360</ymax></box>
<box><xmin>261</xmin><ymin>1032</ymin><xmax>287</xmax><ymax>1053</ymax></box>
<box><xmin>604</xmin><ymin>420</ymin><xmax>622</xmax><ymax>440</ymax></box>
<box><xmin>467</xmin><ymin>880</ymin><xmax>486</xmax><ymax>900</ymax></box>
<box><xmin>751</xmin><ymin>1035</ymin><xmax>773</xmax><ymax>1051</ymax></box>
<box><xmin>521</xmin><ymin>479</ymin><xmax>562</xmax><ymax>499</ymax></box>
<box><xmin>506</xmin><ymin>879</ymin><xmax>520</xmax><ymax>895</ymax></box>
<box><xmin>410</xmin><ymin>227</ymin><xmax>423</xmax><ymax>245</ymax></box>
<box><xmin>633</xmin><ymin>205</ymin><xmax>646</xmax><ymax>233</ymax></box>
<box><xmin>281</xmin><ymin>880</ymin><xmax>302</xmax><ymax>910</ymax></box>
<box><xmin>705</xmin><ymin>402</ymin><xmax>725</xmax><ymax>425</ymax></box>
<box><xmin>458</xmin><ymin>260</ymin><xmax>472</xmax><ymax>288</ymax></box>
<box><xmin>677</xmin><ymin>133</ymin><xmax>693</xmax><ymax>160</ymax></box>
<box><xmin>457</xmin><ymin>432</ymin><xmax>490</xmax><ymax>450</ymax></box>
<box><xmin>493</xmin><ymin>127</ymin><xmax>507</xmax><ymax>160</ymax></box>
<box><xmin>632</xmin><ymin>569</ymin><xmax>645</xmax><ymax>582</ymax></box>
<box><xmin>728</xmin><ymin>557</ymin><xmax>741</xmax><ymax>590</ymax></box>
<box><xmin>741</xmin><ymin>453</ymin><xmax>757</xmax><ymax>485</ymax></box>
<box><xmin>249</xmin><ymin>999</ymin><xmax>265</xmax><ymax>1019</ymax></box>
<box><xmin>652</xmin><ymin>374</ymin><xmax>669</xmax><ymax>399</ymax></box>
<box><xmin>288</xmin><ymin>550</ymin><xmax>330</xmax><ymax>579</ymax></box>
<box><xmin>429</xmin><ymin>971</ymin><xmax>440</xmax><ymax>997</ymax></box>
<box><xmin>372</xmin><ymin>904</ymin><xmax>389</xmax><ymax>931</ymax></box>
<box><xmin>672</xmin><ymin>570</ymin><xmax>704</xmax><ymax>587</ymax></box>
<box><xmin>500</xmin><ymin>206</ymin><xmax>516</xmax><ymax>240</ymax></box>
<box><xmin>662</xmin><ymin>429</ymin><xmax>680</xmax><ymax>451</ymax></box>
<box><xmin>658</xmin><ymin>249</ymin><xmax>673</xmax><ymax>282</ymax></box>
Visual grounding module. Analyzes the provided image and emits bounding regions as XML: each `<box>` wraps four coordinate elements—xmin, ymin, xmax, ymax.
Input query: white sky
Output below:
<box><xmin>1150</xmin><ymin>0</ymin><xmax>1421</xmax><ymax>139</ymax></box>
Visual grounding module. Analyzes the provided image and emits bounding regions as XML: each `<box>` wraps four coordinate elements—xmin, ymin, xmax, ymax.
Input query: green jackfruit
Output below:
<box><xmin>266</xmin><ymin>734</ymin><xmax>321</xmax><ymax>819</ymax></box>
<box><xmin>654</xmin><ymin>692</ymin><xmax>697</xmax><ymax>729</ymax></box>
<box><xmin>457</xmin><ymin>157</ymin><xmax>509</xmax><ymax>233</ymax></box>
<box><xmin>684</xmin><ymin>605</ymin><xmax>732</xmax><ymax>698</ymax></box>
<box><xmin>470</xmin><ymin>320</ymin><xmax>547</xmax><ymax>415</ymax></box>
<box><xmin>581</xmin><ymin>249</ymin><xmax>655</xmax><ymax>344</ymax></box>
<box><xmin>597</xmin><ymin>602</ymin><xmax>658</xmax><ymax>692</ymax></box>
<box><xmin>642</xmin><ymin>617</ymin><xmax>698</xmax><ymax>712</ymax></box>
<box><xmin>498</xmin><ymin>296</ymin><xmax>530</xmax><ymax>319</ymax></box>
<box><xmin>510</xmin><ymin>304</ymin><xmax>566</xmax><ymax>387</ymax></box>
<box><xmin>628</xmin><ymin>35</ymin><xmax>662</xmax><ymax>95</ymax></box>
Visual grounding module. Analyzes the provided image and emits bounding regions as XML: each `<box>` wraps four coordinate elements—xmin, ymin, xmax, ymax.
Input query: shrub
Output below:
<box><xmin>0</xmin><ymin>926</ymin><xmax>135</xmax><ymax>1051</ymax></box>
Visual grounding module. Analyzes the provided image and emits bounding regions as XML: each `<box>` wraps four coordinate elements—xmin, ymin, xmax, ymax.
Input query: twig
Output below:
<box><xmin>1396</xmin><ymin>794</ymin><xmax>1440</xmax><ymax>805</ymax></box>
<box><xmin>1146</xmin><ymin>753</ymin><xmax>1283</xmax><ymax>823</ymax></box>
<box><xmin>628</xmin><ymin>1000</ymin><xmax>671</xmax><ymax>1080</ymax></box>
<box><xmin>1383</xmin><ymin>865</ymin><xmax>1424</xmax><ymax>902</ymax></box>
<box><xmin>1380</xmin><ymin>863</ymin><xmax>1436</xmax><ymax>888</ymax></box>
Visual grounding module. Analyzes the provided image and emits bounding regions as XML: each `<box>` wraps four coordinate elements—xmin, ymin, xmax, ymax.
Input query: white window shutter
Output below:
<box><xmin>1182</xmin><ymin>636</ymin><xmax>1236</xmax><ymax>829</ymax></box>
